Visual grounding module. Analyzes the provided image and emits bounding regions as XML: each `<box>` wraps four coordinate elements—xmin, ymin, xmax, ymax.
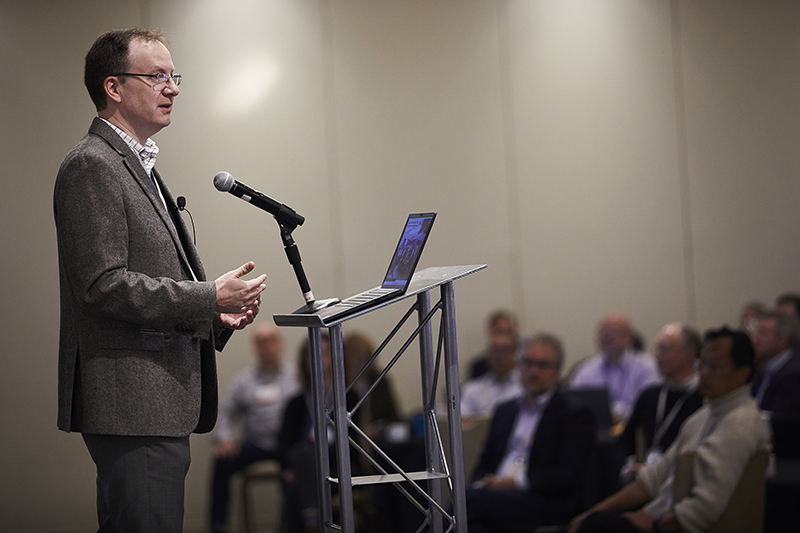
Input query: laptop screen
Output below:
<box><xmin>381</xmin><ymin>212</ymin><xmax>436</xmax><ymax>291</ymax></box>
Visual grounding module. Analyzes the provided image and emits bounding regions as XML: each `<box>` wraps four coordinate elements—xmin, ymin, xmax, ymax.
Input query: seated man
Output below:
<box><xmin>469</xmin><ymin>310</ymin><xmax>519</xmax><ymax>379</ymax></box>
<box><xmin>617</xmin><ymin>323</ymin><xmax>704</xmax><ymax>478</ymax></box>
<box><xmin>209</xmin><ymin>324</ymin><xmax>299</xmax><ymax>533</ymax></box>
<box><xmin>751</xmin><ymin>310</ymin><xmax>800</xmax><ymax>417</ymax></box>
<box><xmin>569</xmin><ymin>326</ymin><xmax>770</xmax><ymax>533</ymax></box>
<box><xmin>466</xmin><ymin>333</ymin><xmax>595</xmax><ymax>533</ymax></box>
<box><xmin>461</xmin><ymin>329</ymin><xmax>524</xmax><ymax>419</ymax></box>
<box><xmin>570</xmin><ymin>311</ymin><xmax>660</xmax><ymax>422</ymax></box>
<box><xmin>776</xmin><ymin>292</ymin><xmax>800</xmax><ymax>331</ymax></box>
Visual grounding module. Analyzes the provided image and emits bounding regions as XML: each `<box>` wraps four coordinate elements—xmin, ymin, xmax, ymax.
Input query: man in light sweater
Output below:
<box><xmin>569</xmin><ymin>326</ymin><xmax>770</xmax><ymax>533</ymax></box>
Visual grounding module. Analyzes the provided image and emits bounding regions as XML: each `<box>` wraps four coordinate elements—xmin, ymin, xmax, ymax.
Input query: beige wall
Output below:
<box><xmin>1</xmin><ymin>0</ymin><xmax>798</xmax><ymax>529</ymax></box>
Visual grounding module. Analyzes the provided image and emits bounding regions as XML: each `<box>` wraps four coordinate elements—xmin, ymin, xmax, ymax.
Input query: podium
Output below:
<box><xmin>274</xmin><ymin>264</ymin><xmax>486</xmax><ymax>533</ymax></box>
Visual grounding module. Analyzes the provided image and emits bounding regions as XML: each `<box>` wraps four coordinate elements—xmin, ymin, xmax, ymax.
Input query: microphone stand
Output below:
<box><xmin>273</xmin><ymin>213</ymin><xmax>339</xmax><ymax>314</ymax></box>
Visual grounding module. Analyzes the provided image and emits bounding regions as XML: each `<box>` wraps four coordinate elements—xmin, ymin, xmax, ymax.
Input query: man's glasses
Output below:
<box><xmin>113</xmin><ymin>72</ymin><xmax>182</xmax><ymax>87</ymax></box>
<box><xmin>518</xmin><ymin>359</ymin><xmax>557</xmax><ymax>370</ymax></box>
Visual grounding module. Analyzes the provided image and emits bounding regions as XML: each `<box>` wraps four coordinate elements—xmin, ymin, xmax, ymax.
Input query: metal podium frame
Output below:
<box><xmin>274</xmin><ymin>264</ymin><xmax>486</xmax><ymax>533</ymax></box>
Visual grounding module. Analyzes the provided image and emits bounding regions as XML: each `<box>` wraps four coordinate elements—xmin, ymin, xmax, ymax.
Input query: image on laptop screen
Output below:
<box><xmin>381</xmin><ymin>212</ymin><xmax>436</xmax><ymax>290</ymax></box>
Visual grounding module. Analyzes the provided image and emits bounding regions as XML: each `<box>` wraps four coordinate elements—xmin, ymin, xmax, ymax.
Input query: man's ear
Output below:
<box><xmin>104</xmin><ymin>76</ymin><xmax>123</xmax><ymax>105</ymax></box>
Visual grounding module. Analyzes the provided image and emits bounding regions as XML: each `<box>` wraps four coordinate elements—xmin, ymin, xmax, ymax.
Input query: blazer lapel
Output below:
<box><xmin>529</xmin><ymin>390</ymin><xmax>560</xmax><ymax>460</ymax></box>
<box><xmin>154</xmin><ymin>169</ymin><xmax>207</xmax><ymax>281</ymax></box>
<box><xmin>89</xmin><ymin>118</ymin><xmax>202</xmax><ymax>282</ymax></box>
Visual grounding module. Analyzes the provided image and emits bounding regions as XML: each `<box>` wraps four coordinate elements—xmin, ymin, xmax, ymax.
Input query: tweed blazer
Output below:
<box><xmin>54</xmin><ymin>117</ymin><xmax>224</xmax><ymax>437</ymax></box>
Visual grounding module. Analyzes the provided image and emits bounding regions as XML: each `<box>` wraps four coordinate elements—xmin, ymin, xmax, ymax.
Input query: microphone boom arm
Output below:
<box><xmin>278</xmin><ymin>221</ymin><xmax>315</xmax><ymax>305</ymax></box>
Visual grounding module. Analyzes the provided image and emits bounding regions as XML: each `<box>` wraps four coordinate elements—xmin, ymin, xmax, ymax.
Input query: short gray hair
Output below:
<box><xmin>762</xmin><ymin>310</ymin><xmax>799</xmax><ymax>347</ymax></box>
<box><xmin>518</xmin><ymin>332</ymin><xmax>565</xmax><ymax>371</ymax></box>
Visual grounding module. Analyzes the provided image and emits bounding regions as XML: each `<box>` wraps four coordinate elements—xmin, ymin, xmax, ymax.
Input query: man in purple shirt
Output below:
<box><xmin>570</xmin><ymin>311</ymin><xmax>660</xmax><ymax>422</ymax></box>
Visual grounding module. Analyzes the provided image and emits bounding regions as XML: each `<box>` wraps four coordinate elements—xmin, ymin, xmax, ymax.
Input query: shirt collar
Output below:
<box><xmin>101</xmin><ymin>118</ymin><xmax>159</xmax><ymax>176</ymax></box>
<box><xmin>519</xmin><ymin>385</ymin><xmax>556</xmax><ymax>412</ymax></box>
<box><xmin>764</xmin><ymin>348</ymin><xmax>793</xmax><ymax>375</ymax></box>
<box><xmin>601</xmin><ymin>349</ymin><xmax>635</xmax><ymax>368</ymax></box>
<box><xmin>667</xmin><ymin>372</ymin><xmax>699</xmax><ymax>392</ymax></box>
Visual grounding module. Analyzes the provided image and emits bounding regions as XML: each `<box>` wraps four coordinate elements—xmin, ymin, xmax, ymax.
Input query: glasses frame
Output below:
<box><xmin>112</xmin><ymin>72</ymin><xmax>182</xmax><ymax>87</ymax></box>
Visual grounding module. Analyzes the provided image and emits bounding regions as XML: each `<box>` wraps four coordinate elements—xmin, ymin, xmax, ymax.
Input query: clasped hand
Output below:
<box><xmin>215</xmin><ymin>261</ymin><xmax>267</xmax><ymax>329</ymax></box>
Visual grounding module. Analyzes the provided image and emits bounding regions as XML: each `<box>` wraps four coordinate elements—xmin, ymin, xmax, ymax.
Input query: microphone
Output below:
<box><xmin>213</xmin><ymin>171</ymin><xmax>305</xmax><ymax>229</ymax></box>
<box><xmin>173</xmin><ymin>196</ymin><xmax>196</xmax><ymax>244</ymax></box>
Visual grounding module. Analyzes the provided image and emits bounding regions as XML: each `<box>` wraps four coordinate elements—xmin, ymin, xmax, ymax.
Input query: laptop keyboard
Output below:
<box><xmin>337</xmin><ymin>287</ymin><xmax>398</xmax><ymax>309</ymax></box>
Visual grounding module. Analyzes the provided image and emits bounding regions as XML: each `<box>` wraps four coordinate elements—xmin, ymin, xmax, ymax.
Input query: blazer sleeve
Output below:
<box><xmin>472</xmin><ymin>400</ymin><xmax>517</xmax><ymax>481</ymax></box>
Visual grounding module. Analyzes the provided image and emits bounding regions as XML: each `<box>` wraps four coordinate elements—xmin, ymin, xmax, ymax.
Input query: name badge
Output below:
<box><xmin>255</xmin><ymin>384</ymin><xmax>281</xmax><ymax>405</ymax></box>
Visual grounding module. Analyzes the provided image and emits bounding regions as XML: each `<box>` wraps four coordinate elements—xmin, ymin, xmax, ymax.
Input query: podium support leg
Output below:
<box><xmin>309</xmin><ymin>327</ymin><xmax>334</xmax><ymax>531</ymax></box>
<box><xmin>417</xmin><ymin>291</ymin><xmax>443</xmax><ymax>533</ymax></box>
<box><xmin>442</xmin><ymin>281</ymin><xmax>467</xmax><ymax>532</ymax></box>
<box><xmin>329</xmin><ymin>325</ymin><xmax>355</xmax><ymax>533</ymax></box>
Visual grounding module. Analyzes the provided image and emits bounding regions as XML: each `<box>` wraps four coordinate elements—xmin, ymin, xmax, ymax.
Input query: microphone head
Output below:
<box><xmin>177</xmin><ymin>196</ymin><xmax>186</xmax><ymax>210</ymax></box>
<box><xmin>213</xmin><ymin>171</ymin><xmax>234</xmax><ymax>192</ymax></box>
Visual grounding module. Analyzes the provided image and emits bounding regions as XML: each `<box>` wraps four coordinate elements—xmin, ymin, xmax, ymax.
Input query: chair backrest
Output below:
<box><xmin>673</xmin><ymin>450</ymin><xmax>769</xmax><ymax>533</ymax></box>
<box><xmin>437</xmin><ymin>414</ymin><xmax>492</xmax><ymax>481</ymax></box>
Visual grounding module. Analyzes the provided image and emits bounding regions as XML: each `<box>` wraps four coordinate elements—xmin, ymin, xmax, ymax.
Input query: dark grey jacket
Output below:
<box><xmin>54</xmin><ymin>117</ymin><xmax>225</xmax><ymax>436</ymax></box>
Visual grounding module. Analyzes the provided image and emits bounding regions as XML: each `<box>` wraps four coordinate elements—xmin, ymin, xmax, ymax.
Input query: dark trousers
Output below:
<box><xmin>576</xmin><ymin>511</ymin><xmax>641</xmax><ymax>533</ymax></box>
<box><xmin>465</xmin><ymin>487</ymin><xmax>544</xmax><ymax>533</ymax></box>
<box><xmin>209</xmin><ymin>442</ymin><xmax>275</xmax><ymax>528</ymax></box>
<box><xmin>82</xmin><ymin>433</ymin><xmax>191</xmax><ymax>533</ymax></box>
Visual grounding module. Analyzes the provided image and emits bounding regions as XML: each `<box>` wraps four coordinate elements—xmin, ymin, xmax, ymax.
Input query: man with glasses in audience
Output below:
<box><xmin>466</xmin><ymin>333</ymin><xmax>594</xmax><ymax>532</ymax></box>
<box><xmin>751</xmin><ymin>310</ymin><xmax>800</xmax><ymax>416</ymax></box>
<box><xmin>54</xmin><ymin>28</ymin><xmax>266</xmax><ymax>531</ymax></box>
<box><xmin>569</xmin><ymin>327</ymin><xmax>770</xmax><ymax>533</ymax></box>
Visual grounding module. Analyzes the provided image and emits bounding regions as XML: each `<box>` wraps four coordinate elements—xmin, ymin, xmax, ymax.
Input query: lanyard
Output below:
<box><xmin>652</xmin><ymin>383</ymin><xmax>695</xmax><ymax>451</ymax></box>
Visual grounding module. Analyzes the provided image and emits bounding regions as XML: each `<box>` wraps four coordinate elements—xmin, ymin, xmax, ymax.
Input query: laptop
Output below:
<box><xmin>317</xmin><ymin>212</ymin><xmax>436</xmax><ymax>321</ymax></box>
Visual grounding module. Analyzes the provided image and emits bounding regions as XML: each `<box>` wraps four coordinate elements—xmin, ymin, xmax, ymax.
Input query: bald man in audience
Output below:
<box><xmin>209</xmin><ymin>323</ymin><xmax>299</xmax><ymax>533</ymax></box>
<box><xmin>569</xmin><ymin>327</ymin><xmax>770</xmax><ymax>533</ymax></box>
<box><xmin>570</xmin><ymin>311</ymin><xmax>660</xmax><ymax>422</ymax></box>
<box><xmin>617</xmin><ymin>323</ymin><xmax>704</xmax><ymax>480</ymax></box>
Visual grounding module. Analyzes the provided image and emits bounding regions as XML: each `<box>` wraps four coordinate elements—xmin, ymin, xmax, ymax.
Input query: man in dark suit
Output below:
<box><xmin>54</xmin><ymin>29</ymin><xmax>266</xmax><ymax>532</ymax></box>
<box><xmin>751</xmin><ymin>311</ymin><xmax>800</xmax><ymax>416</ymax></box>
<box><xmin>466</xmin><ymin>333</ymin><xmax>595</xmax><ymax>533</ymax></box>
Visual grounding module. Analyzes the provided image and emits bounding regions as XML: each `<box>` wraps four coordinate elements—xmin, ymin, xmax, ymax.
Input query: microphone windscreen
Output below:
<box><xmin>213</xmin><ymin>171</ymin><xmax>234</xmax><ymax>192</ymax></box>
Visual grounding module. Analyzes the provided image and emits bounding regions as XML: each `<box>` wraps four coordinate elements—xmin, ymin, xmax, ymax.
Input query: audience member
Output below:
<box><xmin>469</xmin><ymin>310</ymin><xmax>519</xmax><ymax>379</ymax></box>
<box><xmin>568</xmin><ymin>326</ymin><xmax>770</xmax><ymax>533</ymax></box>
<box><xmin>739</xmin><ymin>300</ymin><xmax>765</xmax><ymax>337</ymax></box>
<box><xmin>343</xmin><ymin>330</ymin><xmax>401</xmax><ymax>436</ymax></box>
<box><xmin>209</xmin><ymin>324</ymin><xmax>299</xmax><ymax>533</ymax></box>
<box><xmin>570</xmin><ymin>311</ymin><xmax>660</xmax><ymax>422</ymax></box>
<box><xmin>617</xmin><ymin>323</ymin><xmax>703</xmax><ymax>481</ymax></box>
<box><xmin>751</xmin><ymin>311</ymin><xmax>800</xmax><ymax>416</ymax></box>
<box><xmin>461</xmin><ymin>330</ymin><xmax>524</xmax><ymax>419</ymax></box>
<box><xmin>466</xmin><ymin>333</ymin><xmax>595</xmax><ymax>532</ymax></box>
<box><xmin>776</xmin><ymin>292</ymin><xmax>800</xmax><ymax>332</ymax></box>
<box><xmin>279</xmin><ymin>334</ymin><xmax>361</xmax><ymax>533</ymax></box>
